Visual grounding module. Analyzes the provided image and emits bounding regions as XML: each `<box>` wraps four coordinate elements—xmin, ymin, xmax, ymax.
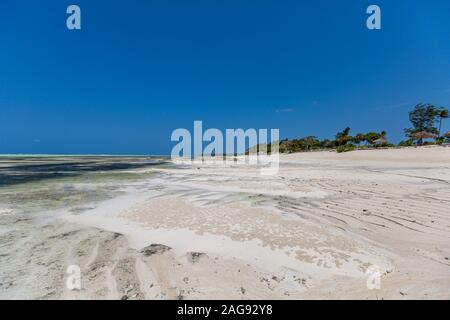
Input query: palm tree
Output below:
<box><xmin>335</xmin><ymin>127</ymin><xmax>352</xmax><ymax>146</ymax></box>
<box><xmin>438</xmin><ymin>108</ymin><xmax>449</xmax><ymax>137</ymax></box>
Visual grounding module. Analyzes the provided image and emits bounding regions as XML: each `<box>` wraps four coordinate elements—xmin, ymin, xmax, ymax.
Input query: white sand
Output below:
<box><xmin>61</xmin><ymin>146</ymin><xmax>450</xmax><ymax>299</ymax></box>
<box><xmin>1</xmin><ymin>146</ymin><xmax>449</xmax><ymax>299</ymax></box>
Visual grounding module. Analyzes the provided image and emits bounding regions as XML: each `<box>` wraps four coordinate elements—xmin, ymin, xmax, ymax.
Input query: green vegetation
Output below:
<box><xmin>405</xmin><ymin>103</ymin><xmax>449</xmax><ymax>145</ymax></box>
<box><xmin>274</xmin><ymin>127</ymin><xmax>389</xmax><ymax>154</ymax></box>
<box><xmin>398</xmin><ymin>139</ymin><xmax>414</xmax><ymax>147</ymax></box>
<box><xmin>336</xmin><ymin>144</ymin><xmax>356</xmax><ymax>153</ymax></box>
<box><xmin>258</xmin><ymin>103</ymin><xmax>449</xmax><ymax>154</ymax></box>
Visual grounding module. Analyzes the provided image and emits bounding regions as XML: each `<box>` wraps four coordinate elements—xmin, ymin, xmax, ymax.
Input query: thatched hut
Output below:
<box><xmin>409</xmin><ymin>131</ymin><xmax>437</xmax><ymax>145</ymax></box>
<box><xmin>373</xmin><ymin>137</ymin><xmax>387</xmax><ymax>146</ymax></box>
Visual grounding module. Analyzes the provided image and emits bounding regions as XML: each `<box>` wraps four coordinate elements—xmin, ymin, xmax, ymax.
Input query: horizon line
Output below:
<box><xmin>0</xmin><ymin>153</ymin><xmax>170</xmax><ymax>157</ymax></box>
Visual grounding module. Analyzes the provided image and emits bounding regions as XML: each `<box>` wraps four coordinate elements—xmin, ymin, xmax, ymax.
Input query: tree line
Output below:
<box><xmin>269</xmin><ymin>103</ymin><xmax>449</xmax><ymax>153</ymax></box>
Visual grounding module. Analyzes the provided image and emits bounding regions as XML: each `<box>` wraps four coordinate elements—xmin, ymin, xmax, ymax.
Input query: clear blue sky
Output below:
<box><xmin>1</xmin><ymin>0</ymin><xmax>449</xmax><ymax>155</ymax></box>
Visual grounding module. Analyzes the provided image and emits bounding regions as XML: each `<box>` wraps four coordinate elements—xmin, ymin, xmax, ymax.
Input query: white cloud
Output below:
<box><xmin>275</xmin><ymin>108</ymin><xmax>294</xmax><ymax>113</ymax></box>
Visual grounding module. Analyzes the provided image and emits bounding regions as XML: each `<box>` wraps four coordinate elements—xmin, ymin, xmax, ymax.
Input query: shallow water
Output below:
<box><xmin>0</xmin><ymin>156</ymin><xmax>168</xmax><ymax>214</ymax></box>
<box><xmin>0</xmin><ymin>156</ymin><xmax>174</xmax><ymax>298</ymax></box>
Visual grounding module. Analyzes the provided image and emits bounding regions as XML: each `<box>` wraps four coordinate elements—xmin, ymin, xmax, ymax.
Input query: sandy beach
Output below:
<box><xmin>1</xmin><ymin>147</ymin><xmax>449</xmax><ymax>299</ymax></box>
